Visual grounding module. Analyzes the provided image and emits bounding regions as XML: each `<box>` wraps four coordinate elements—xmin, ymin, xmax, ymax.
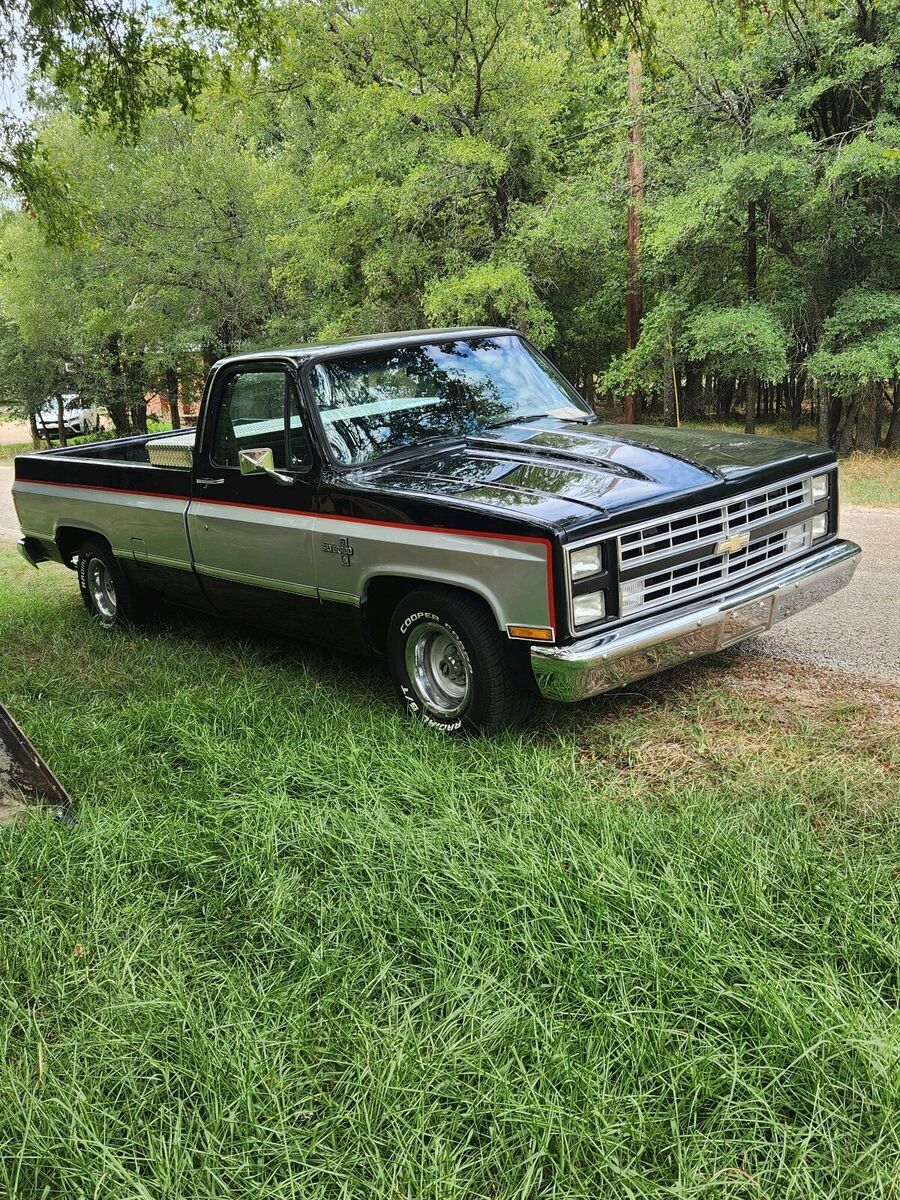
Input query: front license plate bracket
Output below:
<box><xmin>720</xmin><ymin>595</ymin><xmax>775</xmax><ymax>647</ymax></box>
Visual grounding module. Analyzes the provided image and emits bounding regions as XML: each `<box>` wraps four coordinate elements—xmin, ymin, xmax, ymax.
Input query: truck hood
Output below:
<box><xmin>347</xmin><ymin>418</ymin><xmax>834</xmax><ymax>532</ymax></box>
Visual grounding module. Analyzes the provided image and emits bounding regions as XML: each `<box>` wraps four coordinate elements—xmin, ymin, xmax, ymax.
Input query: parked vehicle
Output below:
<box><xmin>13</xmin><ymin>328</ymin><xmax>860</xmax><ymax>733</ymax></box>
<box><xmin>36</xmin><ymin>395</ymin><xmax>101</xmax><ymax>439</ymax></box>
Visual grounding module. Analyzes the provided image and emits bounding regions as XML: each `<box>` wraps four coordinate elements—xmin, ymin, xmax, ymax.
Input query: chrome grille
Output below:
<box><xmin>619</xmin><ymin>476</ymin><xmax>810</xmax><ymax>568</ymax></box>
<box><xmin>618</xmin><ymin>474</ymin><xmax>821</xmax><ymax>618</ymax></box>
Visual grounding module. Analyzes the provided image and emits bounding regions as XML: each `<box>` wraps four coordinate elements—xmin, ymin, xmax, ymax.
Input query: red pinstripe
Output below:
<box><xmin>19</xmin><ymin>476</ymin><xmax>557</xmax><ymax>630</ymax></box>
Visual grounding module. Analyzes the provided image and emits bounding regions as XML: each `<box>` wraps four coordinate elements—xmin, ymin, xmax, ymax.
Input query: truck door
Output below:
<box><xmin>187</xmin><ymin>361</ymin><xmax>321</xmax><ymax>629</ymax></box>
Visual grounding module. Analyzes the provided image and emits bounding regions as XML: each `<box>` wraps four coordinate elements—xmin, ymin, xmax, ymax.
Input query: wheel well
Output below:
<box><xmin>55</xmin><ymin>526</ymin><xmax>108</xmax><ymax>568</ymax></box>
<box><xmin>362</xmin><ymin>575</ymin><xmax>500</xmax><ymax>655</ymax></box>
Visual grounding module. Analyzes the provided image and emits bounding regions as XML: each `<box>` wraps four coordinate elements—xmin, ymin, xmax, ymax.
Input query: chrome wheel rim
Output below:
<box><xmin>88</xmin><ymin>558</ymin><xmax>117</xmax><ymax>621</ymax></box>
<box><xmin>405</xmin><ymin>622</ymin><xmax>471</xmax><ymax>718</ymax></box>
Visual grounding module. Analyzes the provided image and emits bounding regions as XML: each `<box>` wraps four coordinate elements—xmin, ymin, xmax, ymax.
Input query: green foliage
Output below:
<box><xmin>686</xmin><ymin>303</ymin><xmax>789</xmax><ymax>383</ymax></box>
<box><xmin>424</xmin><ymin>262</ymin><xmax>555</xmax><ymax>345</ymax></box>
<box><xmin>1</xmin><ymin>0</ymin><xmax>274</xmax><ymax>139</ymax></box>
<box><xmin>808</xmin><ymin>289</ymin><xmax>900</xmax><ymax>394</ymax></box>
<box><xmin>0</xmin><ymin>0</ymin><xmax>898</xmax><ymax>451</ymax></box>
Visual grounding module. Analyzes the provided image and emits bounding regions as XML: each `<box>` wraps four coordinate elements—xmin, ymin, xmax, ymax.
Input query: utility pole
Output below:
<box><xmin>624</xmin><ymin>41</ymin><xmax>644</xmax><ymax>424</ymax></box>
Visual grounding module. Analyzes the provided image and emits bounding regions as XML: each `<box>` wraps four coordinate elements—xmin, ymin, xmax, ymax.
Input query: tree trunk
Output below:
<box><xmin>56</xmin><ymin>396</ymin><xmax>67</xmax><ymax>447</ymax></box>
<box><xmin>624</xmin><ymin>41</ymin><xmax>644</xmax><ymax>425</ymax></box>
<box><xmin>744</xmin><ymin>374</ymin><xmax>758</xmax><ymax>434</ymax></box>
<box><xmin>28</xmin><ymin>412</ymin><xmax>40</xmax><ymax>447</ymax></box>
<box><xmin>108</xmin><ymin>404</ymin><xmax>130</xmax><ymax>436</ymax></box>
<box><xmin>662</xmin><ymin>335</ymin><xmax>677</xmax><ymax>426</ymax></box>
<box><xmin>789</xmin><ymin>377</ymin><xmax>803</xmax><ymax>429</ymax></box>
<box><xmin>683</xmin><ymin>367</ymin><xmax>702</xmax><ymax>421</ymax></box>
<box><xmin>123</xmin><ymin>357</ymin><xmax>147</xmax><ymax>434</ymax></box>
<box><xmin>835</xmin><ymin>395</ymin><xmax>861</xmax><ymax>455</ymax></box>
<box><xmin>884</xmin><ymin>380</ymin><xmax>900</xmax><ymax>449</ymax></box>
<box><xmin>165</xmin><ymin>368</ymin><xmax>182</xmax><ymax>430</ymax></box>
<box><xmin>36</xmin><ymin>408</ymin><xmax>53</xmax><ymax>449</ymax></box>
<box><xmin>818</xmin><ymin>386</ymin><xmax>840</xmax><ymax>448</ymax></box>
<box><xmin>582</xmin><ymin>365</ymin><xmax>597</xmax><ymax>409</ymax></box>
<box><xmin>854</xmin><ymin>383</ymin><xmax>879</xmax><ymax>451</ymax></box>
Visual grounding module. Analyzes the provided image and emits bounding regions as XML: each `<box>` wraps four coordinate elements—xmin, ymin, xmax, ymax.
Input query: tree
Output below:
<box><xmin>0</xmin><ymin>0</ymin><xmax>896</xmax><ymax>452</ymax></box>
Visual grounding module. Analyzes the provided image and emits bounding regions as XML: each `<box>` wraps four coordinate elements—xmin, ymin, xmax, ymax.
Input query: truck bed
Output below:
<box><xmin>12</xmin><ymin>430</ymin><xmax>197</xmax><ymax>572</ymax></box>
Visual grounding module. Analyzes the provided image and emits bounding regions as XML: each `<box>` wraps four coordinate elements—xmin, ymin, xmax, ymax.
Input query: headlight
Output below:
<box><xmin>811</xmin><ymin>512</ymin><xmax>828</xmax><ymax>540</ymax></box>
<box><xmin>811</xmin><ymin>473</ymin><xmax>830</xmax><ymax>501</ymax></box>
<box><xmin>570</xmin><ymin>544</ymin><xmax>602</xmax><ymax>580</ymax></box>
<box><xmin>573</xmin><ymin>590</ymin><xmax>606</xmax><ymax>626</ymax></box>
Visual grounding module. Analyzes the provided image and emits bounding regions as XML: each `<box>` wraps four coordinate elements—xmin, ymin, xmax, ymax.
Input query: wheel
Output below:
<box><xmin>388</xmin><ymin>586</ymin><xmax>535</xmax><ymax>735</ymax></box>
<box><xmin>77</xmin><ymin>537</ymin><xmax>153</xmax><ymax>628</ymax></box>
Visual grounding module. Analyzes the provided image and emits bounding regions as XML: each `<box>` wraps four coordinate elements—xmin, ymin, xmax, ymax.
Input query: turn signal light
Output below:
<box><xmin>508</xmin><ymin>625</ymin><xmax>554</xmax><ymax>641</ymax></box>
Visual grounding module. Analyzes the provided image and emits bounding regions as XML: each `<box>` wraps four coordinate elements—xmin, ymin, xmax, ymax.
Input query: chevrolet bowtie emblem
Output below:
<box><xmin>716</xmin><ymin>533</ymin><xmax>750</xmax><ymax>555</ymax></box>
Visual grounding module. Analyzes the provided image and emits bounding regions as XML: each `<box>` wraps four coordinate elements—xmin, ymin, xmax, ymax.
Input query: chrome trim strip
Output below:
<box><xmin>115</xmin><ymin>551</ymin><xmax>193</xmax><ymax>571</ymax></box>
<box><xmin>532</xmin><ymin>539</ymin><xmax>860</xmax><ymax>702</ymax></box>
<box><xmin>195</xmin><ymin>563</ymin><xmax>319</xmax><ymax>599</ymax></box>
<box><xmin>17</xmin><ymin>456</ymin><xmax>192</xmax><ymax>471</ymax></box>
<box><xmin>319</xmin><ymin>588</ymin><xmax>361</xmax><ymax>606</ymax></box>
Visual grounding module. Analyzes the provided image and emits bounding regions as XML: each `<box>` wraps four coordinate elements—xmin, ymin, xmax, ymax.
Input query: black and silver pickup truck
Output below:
<box><xmin>13</xmin><ymin>328</ymin><xmax>861</xmax><ymax>733</ymax></box>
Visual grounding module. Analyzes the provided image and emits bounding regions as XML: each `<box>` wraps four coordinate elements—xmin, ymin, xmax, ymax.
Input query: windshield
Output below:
<box><xmin>309</xmin><ymin>335</ymin><xmax>592</xmax><ymax>466</ymax></box>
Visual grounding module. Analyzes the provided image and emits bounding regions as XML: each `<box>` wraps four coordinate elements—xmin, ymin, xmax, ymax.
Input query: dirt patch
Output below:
<box><xmin>567</xmin><ymin>651</ymin><xmax>899</xmax><ymax>811</ymax></box>
<box><xmin>0</xmin><ymin>742</ymin><xmax>29</xmax><ymax>825</ymax></box>
<box><xmin>0</xmin><ymin>419</ymin><xmax>32</xmax><ymax>446</ymax></box>
<box><xmin>725</xmin><ymin>653</ymin><xmax>900</xmax><ymax>726</ymax></box>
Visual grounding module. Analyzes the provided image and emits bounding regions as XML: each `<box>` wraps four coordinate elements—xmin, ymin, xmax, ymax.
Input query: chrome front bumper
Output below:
<box><xmin>531</xmin><ymin>539</ymin><xmax>861</xmax><ymax>702</ymax></box>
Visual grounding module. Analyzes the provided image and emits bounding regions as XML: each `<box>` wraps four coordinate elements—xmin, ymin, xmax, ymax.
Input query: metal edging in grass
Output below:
<box><xmin>0</xmin><ymin>701</ymin><xmax>74</xmax><ymax>825</ymax></box>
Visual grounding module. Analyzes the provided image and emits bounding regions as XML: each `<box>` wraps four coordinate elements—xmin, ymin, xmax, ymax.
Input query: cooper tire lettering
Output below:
<box><xmin>388</xmin><ymin>586</ymin><xmax>534</xmax><ymax>736</ymax></box>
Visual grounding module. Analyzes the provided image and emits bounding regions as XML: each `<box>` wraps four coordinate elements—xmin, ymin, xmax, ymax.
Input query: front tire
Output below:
<box><xmin>388</xmin><ymin>587</ymin><xmax>534</xmax><ymax>735</ymax></box>
<box><xmin>77</xmin><ymin>537</ymin><xmax>152</xmax><ymax>628</ymax></box>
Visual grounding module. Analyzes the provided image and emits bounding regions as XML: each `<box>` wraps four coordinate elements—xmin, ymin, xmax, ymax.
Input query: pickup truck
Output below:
<box><xmin>13</xmin><ymin>327</ymin><xmax>861</xmax><ymax>733</ymax></box>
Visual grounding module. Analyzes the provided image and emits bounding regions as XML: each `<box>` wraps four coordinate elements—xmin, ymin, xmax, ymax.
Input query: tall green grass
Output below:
<box><xmin>0</xmin><ymin>552</ymin><xmax>898</xmax><ymax>1198</ymax></box>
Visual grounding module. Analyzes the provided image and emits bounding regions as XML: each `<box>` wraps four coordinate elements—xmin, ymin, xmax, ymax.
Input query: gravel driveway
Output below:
<box><xmin>1</xmin><ymin>463</ymin><xmax>897</xmax><ymax>682</ymax></box>
<box><xmin>0</xmin><ymin>466</ymin><xmax>18</xmax><ymax>546</ymax></box>
<box><xmin>741</xmin><ymin>506</ymin><xmax>899</xmax><ymax>683</ymax></box>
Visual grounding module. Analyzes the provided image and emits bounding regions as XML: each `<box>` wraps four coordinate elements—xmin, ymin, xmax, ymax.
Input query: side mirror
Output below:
<box><xmin>238</xmin><ymin>447</ymin><xmax>294</xmax><ymax>486</ymax></box>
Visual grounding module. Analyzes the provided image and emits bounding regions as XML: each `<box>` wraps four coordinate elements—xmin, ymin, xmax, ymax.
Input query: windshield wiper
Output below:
<box><xmin>484</xmin><ymin>407</ymin><xmax>592</xmax><ymax>430</ymax></box>
<box><xmin>483</xmin><ymin>413</ymin><xmax>548</xmax><ymax>430</ymax></box>
<box><xmin>369</xmin><ymin>433</ymin><xmax>464</xmax><ymax>465</ymax></box>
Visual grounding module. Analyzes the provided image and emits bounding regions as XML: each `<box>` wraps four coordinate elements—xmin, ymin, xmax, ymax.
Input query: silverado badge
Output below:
<box><xmin>321</xmin><ymin>536</ymin><xmax>354</xmax><ymax>567</ymax></box>
<box><xmin>716</xmin><ymin>533</ymin><xmax>751</xmax><ymax>555</ymax></box>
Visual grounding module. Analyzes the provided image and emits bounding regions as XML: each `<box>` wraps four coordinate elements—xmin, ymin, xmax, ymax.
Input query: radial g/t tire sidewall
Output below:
<box><xmin>393</xmin><ymin>605</ymin><xmax>476</xmax><ymax>734</ymax></box>
<box><xmin>389</xmin><ymin>588</ymin><xmax>534</xmax><ymax>736</ymax></box>
<box><xmin>77</xmin><ymin>538</ymin><xmax>149</xmax><ymax>629</ymax></box>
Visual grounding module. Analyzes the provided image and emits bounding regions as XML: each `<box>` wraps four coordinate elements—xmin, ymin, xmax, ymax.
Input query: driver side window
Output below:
<box><xmin>211</xmin><ymin>369</ymin><xmax>312</xmax><ymax>470</ymax></box>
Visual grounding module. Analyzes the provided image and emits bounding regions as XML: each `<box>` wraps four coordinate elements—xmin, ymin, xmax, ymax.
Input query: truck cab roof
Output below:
<box><xmin>213</xmin><ymin>327</ymin><xmax>516</xmax><ymax>368</ymax></box>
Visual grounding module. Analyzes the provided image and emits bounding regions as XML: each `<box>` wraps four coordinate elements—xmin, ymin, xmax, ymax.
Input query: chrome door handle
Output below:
<box><xmin>195</xmin><ymin>477</ymin><xmax>225</xmax><ymax>486</ymax></box>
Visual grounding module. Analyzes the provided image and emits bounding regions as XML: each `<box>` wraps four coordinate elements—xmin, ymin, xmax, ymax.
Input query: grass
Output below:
<box><xmin>837</xmin><ymin>451</ymin><xmax>900</xmax><ymax>509</ymax></box>
<box><xmin>0</xmin><ymin>441</ymin><xmax>34</xmax><ymax>463</ymax></box>
<box><xmin>0</xmin><ymin>551</ymin><xmax>898</xmax><ymax>1198</ymax></box>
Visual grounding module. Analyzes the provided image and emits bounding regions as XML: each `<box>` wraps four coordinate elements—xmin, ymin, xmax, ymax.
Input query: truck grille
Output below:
<box><xmin>618</xmin><ymin>475</ymin><xmax>819</xmax><ymax>618</ymax></box>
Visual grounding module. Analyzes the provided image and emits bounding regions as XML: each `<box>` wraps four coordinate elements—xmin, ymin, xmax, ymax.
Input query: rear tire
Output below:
<box><xmin>77</xmin><ymin>537</ymin><xmax>153</xmax><ymax>629</ymax></box>
<box><xmin>388</xmin><ymin>586</ymin><xmax>534</xmax><ymax>735</ymax></box>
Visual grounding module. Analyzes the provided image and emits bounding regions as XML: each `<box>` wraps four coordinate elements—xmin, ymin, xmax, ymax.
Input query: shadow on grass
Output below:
<box><xmin>150</xmin><ymin>593</ymin><xmax>746</xmax><ymax>744</ymax></box>
<box><xmin>151</xmin><ymin>597</ymin><xmax>395</xmax><ymax>701</ymax></box>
